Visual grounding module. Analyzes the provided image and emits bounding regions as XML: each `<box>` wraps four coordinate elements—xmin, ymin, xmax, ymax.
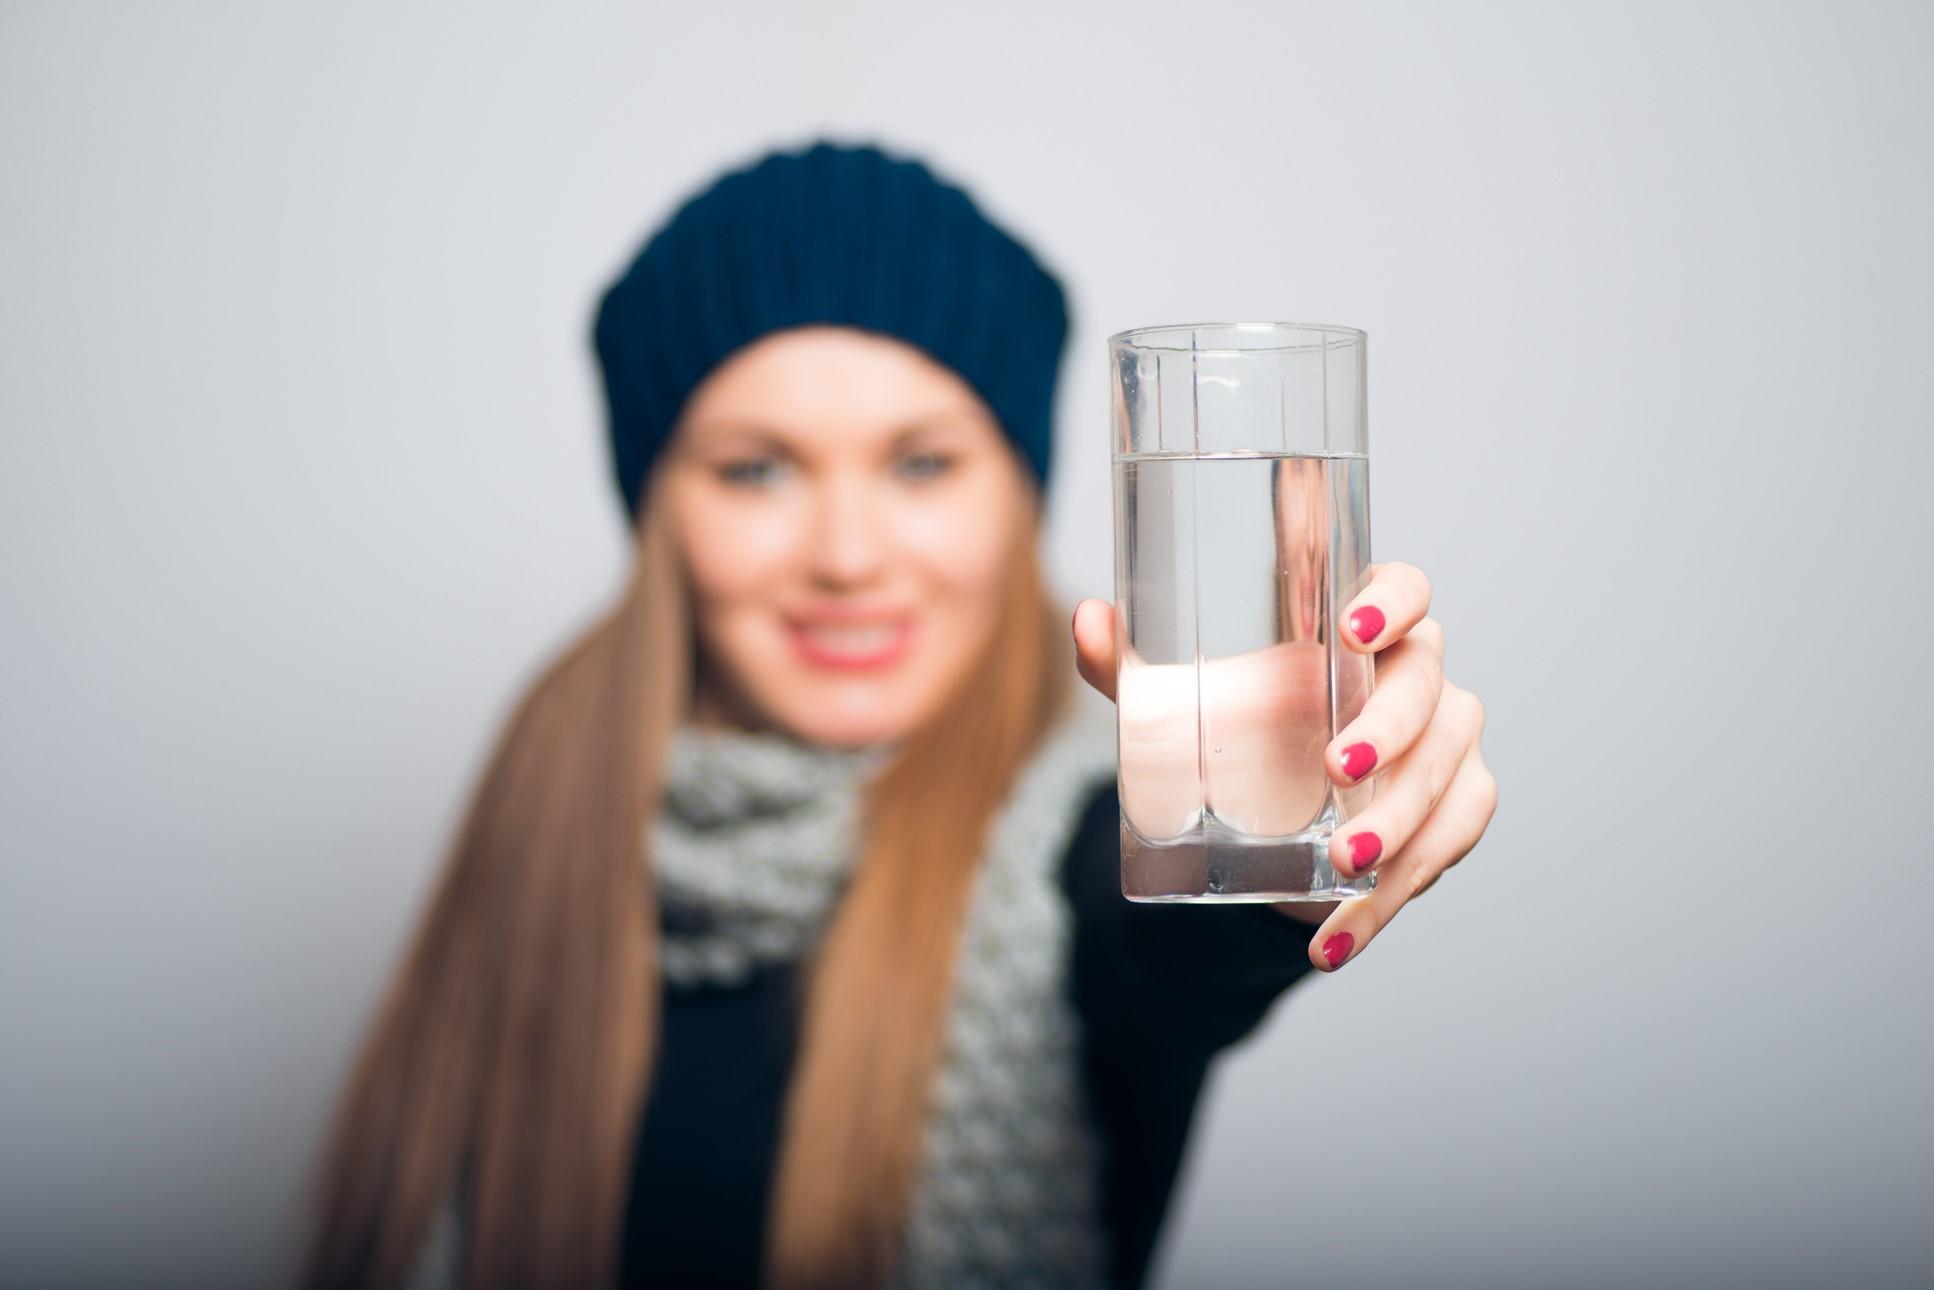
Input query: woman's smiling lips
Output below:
<box><xmin>784</xmin><ymin>610</ymin><xmax>917</xmax><ymax>670</ymax></box>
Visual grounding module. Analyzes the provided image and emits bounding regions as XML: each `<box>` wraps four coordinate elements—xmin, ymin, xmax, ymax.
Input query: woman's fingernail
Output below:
<box><xmin>1339</xmin><ymin>742</ymin><xmax>1378</xmax><ymax>780</ymax></box>
<box><xmin>1321</xmin><ymin>931</ymin><xmax>1355</xmax><ymax>970</ymax></box>
<box><xmin>1348</xmin><ymin>605</ymin><xmax>1385</xmax><ymax>645</ymax></box>
<box><xmin>1346</xmin><ymin>831</ymin><xmax>1382</xmax><ymax>872</ymax></box>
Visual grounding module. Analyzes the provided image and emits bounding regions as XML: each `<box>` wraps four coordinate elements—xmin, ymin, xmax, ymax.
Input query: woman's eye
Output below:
<box><xmin>718</xmin><ymin>457</ymin><xmax>788</xmax><ymax>488</ymax></box>
<box><xmin>895</xmin><ymin>452</ymin><xmax>955</xmax><ymax>482</ymax></box>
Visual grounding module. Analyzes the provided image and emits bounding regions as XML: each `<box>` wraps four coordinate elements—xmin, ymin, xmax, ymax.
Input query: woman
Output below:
<box><xmin>299</xmin><ymin>141</ymin><xmax>1496</xmax><ymax>1290</ymax></box>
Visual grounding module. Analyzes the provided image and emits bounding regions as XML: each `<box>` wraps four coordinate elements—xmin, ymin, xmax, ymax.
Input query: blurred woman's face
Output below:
<box><xmin>660</xmin><ymin>326</ymin><xmax>1033</xmax><ymax>748</ymax></box>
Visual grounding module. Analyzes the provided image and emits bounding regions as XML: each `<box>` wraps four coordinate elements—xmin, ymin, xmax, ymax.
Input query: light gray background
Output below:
<box><xmin>4</xmin><ymin>3</ymin><xmax>1930</xmax><ymax>1287</ymax></box>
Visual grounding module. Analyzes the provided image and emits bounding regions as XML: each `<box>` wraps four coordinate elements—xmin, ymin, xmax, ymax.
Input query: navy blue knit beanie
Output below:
<box><xmin>593</xmin><ymin>141</ymin><xmax>1069</xmax><ymax>520</ymax></box>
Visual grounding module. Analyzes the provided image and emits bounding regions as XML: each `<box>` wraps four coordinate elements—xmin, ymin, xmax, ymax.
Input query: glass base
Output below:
<box><xmin>1121</xmin><ymin>813</ymin><xmax>1376</xmax><ymax>904</ymax></box>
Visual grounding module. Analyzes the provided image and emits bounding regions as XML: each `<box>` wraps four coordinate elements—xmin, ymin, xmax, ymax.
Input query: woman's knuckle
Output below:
<box><xmin>1408</xmin><ymin>862</ymin><xmax>1441</xmax><ymax>900</ymax></box>
<box><xmin>1460</xmin><ymin>687</ymin><xmax>1485</xmax><ymax>730</ymax></box>
<box><xmin>1475</xmin><ymin>767</ymin><xmax>1499</xmax><ymax>816</ymax></box>
<box><xmin>1423</xmin><ymin>743</ymin><xmax>1458</xmax><ymax>808</ymax></box>
<box><xmin>1412</xmin><ymin>615</ymin><xmax>1447</xmax><ymax>658</ymax></box>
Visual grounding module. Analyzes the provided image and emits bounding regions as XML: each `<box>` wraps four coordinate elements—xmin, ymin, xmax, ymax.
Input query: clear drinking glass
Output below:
<box><xmin>1111</xmin><ymin>322</ymin><xmax>1376</xmax><ymax>903</ymax></box>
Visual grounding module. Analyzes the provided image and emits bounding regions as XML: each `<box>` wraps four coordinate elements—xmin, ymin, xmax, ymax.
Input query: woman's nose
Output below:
<box><xmin>807</xmin><ymin>482</ymin><xmax>886</xmax><ymax>588</ymax></box>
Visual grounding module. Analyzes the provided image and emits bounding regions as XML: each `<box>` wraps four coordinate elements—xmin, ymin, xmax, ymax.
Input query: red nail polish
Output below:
<box><xmin>1348</xmin><ymin>605</ymin><xmax>1385</xmax><ymax>646</ymax></box>
<box><xmin>1321</xmin><ymin>931</ymin><xmax>1355</xmax><ymax>970</ymax></box>
<box><xmin>1346</xmin><ymin>831</ymin><xmax>1382</xmax><ymax>872</ymax></box>
<box><xmin>1339</xmin><ymin>742</ymin><xmax>1378</xmax><ymax>780</ymax></box>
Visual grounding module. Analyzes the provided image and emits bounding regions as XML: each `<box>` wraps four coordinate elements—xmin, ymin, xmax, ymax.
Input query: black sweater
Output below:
<box><xmin>619</xmin><ymin>781</ymin><xmax>1321</xmax><ymax>1289</ymax></box>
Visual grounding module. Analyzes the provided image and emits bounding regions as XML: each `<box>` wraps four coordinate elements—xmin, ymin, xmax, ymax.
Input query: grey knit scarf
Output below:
<box><xmin>406</xmin><ymin>704</ymin><xmax>1120</xmax><ymax>1290</ymax></box>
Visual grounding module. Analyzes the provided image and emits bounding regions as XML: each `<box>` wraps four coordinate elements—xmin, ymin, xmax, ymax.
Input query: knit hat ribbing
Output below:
<box><xmin>593</xmin><ymin>141</ymin><xmax>1069</xmax><ymax>520</ymax></box>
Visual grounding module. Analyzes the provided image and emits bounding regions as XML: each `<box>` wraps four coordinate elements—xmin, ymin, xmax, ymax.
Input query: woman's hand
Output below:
<box><xmin>1071</xmin><ymin>561</ymin><xmax>1496</xmax><ymax>974</ymax></box>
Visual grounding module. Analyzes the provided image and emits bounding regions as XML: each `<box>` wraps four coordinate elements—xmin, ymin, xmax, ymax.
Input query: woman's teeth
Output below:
<box><xmin>800</xmin><ymin>623</ymin><xmax>901</xmax><ymax>653</ymax></box>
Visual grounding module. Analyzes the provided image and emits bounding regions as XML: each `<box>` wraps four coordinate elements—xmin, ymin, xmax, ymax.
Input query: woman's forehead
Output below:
<box><xmin>677</xmin><ymin>326</ymin><xmax>997</xmax><ymax>448</ymax></box>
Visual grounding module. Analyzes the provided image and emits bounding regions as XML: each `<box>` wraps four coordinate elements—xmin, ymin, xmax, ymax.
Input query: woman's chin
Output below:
<box><xmin>781</xmin><ymin>711</ymin><xmax>907</xmax><ymax>750</ymax></box>
<box><xmin>760</xmin><ymin>686</ymin><xmax>927</xmax><ymax>751</ymax></box>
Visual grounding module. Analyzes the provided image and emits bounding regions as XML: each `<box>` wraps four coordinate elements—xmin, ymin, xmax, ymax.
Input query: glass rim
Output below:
<box><xmin>1108</xmin><ymin>320</ymin><xmax>1367</xmax><ymax>354</ymax></box>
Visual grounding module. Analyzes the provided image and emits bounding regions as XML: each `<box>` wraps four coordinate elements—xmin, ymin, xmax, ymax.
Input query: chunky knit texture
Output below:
<box><xmin>652</xmin><ymin>710</ymin><xmax>1119</xmax><ymax>1288</ymax></box>
<box><xmin>651</xmin><ymin>729</ymin><xmax>884</xmax><ymax>986</ymax></box>
<box><xmin>591</xmin><ymin>140</ymin><xmax>1070</xmax><ymax>520</ymax></box>
<box><xmin>407</xmin><ymin>705</ymin><xmax>1122</xmax><ymax>1290</ymax></box>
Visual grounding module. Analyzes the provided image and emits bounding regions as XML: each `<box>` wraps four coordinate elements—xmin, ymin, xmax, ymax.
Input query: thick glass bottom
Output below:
<box><xmin>1121</xmin><ymin>814</ymin><xmax>1376</xmax><ymax>904</ymax></box>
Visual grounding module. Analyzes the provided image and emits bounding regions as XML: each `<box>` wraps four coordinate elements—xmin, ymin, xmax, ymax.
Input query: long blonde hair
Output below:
<box><xmin>298</xmin><ymin>467</ymin><xmax>1071</xmax><ymax>1289</ymax></box>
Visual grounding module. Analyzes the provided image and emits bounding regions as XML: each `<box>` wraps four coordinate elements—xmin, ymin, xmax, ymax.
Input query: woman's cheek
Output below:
<box><xmin>680</xmin><ymin>498</ymin><xmax>805</xmax><ymax>602</ymax></box>
<box><xmin>895</xmin><ymin>492</ymin><xmax>1013</xmax><ymax>596</ymax></box>
<box><xmin>897</xmin><ymin>513</ymin><xmax>1012</xmax><ymax>706</ymax></box>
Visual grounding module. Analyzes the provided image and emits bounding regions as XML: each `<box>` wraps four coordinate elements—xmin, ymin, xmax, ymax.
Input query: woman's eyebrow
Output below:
<box><xmin>680</xmin><ymin>410</ymin><xmax>990</xmax><ymax>453</ymax></box>
<box><xmin>679</xmin><ymin>423</ymin><xmax>799</xmax><ymax>453</ymax></box>
<box><xmin>890</xmin><ymin>410</ymin><xmax>994</xmax><ymax>441</ymax></box>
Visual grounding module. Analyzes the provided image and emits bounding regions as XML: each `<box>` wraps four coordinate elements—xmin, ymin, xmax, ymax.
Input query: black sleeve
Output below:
<box><xmin>1061</xmin><ymin>781</ymin><xmax>1322</xmax><ymax>1053</ymax></box>
<box><xmin>1060</xmin><ymin>780</ymin><xmax>1322</xmax><ymax>1290</ymax></box>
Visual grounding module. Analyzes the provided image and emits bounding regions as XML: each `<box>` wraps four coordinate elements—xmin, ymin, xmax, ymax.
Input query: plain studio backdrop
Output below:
<box><xmin>4</xmin><ymin>3</ymin><xmax>1930</xmax><ymax>1287</ymax></box>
